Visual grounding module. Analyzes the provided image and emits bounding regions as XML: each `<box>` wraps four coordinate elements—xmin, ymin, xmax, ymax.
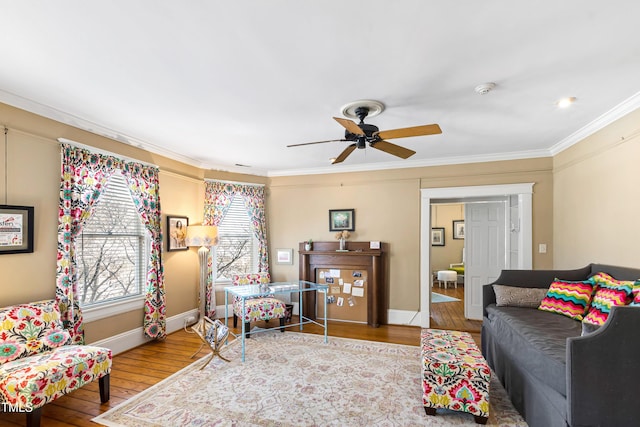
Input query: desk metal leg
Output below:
<box><xmin>299</xmin><ymin>290</ymin><xmax>303</xmax><ymax>331</ymax></box>
<box><xmin>241</xmin><ymin>298</ymin><xmax>246</xmax><ymax>362</ymax></box>
<box><xmin>224</xmin><ymin>290</ymin><xmax>230</xmax><ymax>345</ymax></box>
<box><xmin>323</xmin><ymin>290</ymin><xmax>328</xmax><ymax>343</ymax></box>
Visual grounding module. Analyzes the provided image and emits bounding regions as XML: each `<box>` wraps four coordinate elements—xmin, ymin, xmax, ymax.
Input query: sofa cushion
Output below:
<box><xmin>485</xmin><ymin>304</ymin><xmax>581</xmax><ymax>397</ymax></box>
<box><xmin>538</xmin><ymin>279</ymin><xmax>596</xmax><ymax>320</ymax></box>
<box><xmin>582</xmin><ymin>273</ymin><xmax>635</xmax><ymax>325</ymax></box>
<box><xmin>493</xmin><ymin>285</ymin><xmax>548</xmax><ymax>308</ymax></box>
<box><xmin>0</xmin><ymin>300</ymin><xmax>72</xmax><ymax>363</ymax></box>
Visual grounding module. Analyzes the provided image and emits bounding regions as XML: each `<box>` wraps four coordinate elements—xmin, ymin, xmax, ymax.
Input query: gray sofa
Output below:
<box><xmin>481</xmin><ymin>263</ymin><xmax>640</xmax><ymax>427</ymax></box>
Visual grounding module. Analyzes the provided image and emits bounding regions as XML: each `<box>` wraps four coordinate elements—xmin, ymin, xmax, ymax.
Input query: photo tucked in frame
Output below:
<box><xmin>0</xmin><ymin>205</ymin><xmax>34</xmax><ymax>254</ymax></box>
<box><xmin>329</xmin><ymin>209</ymin><xmax>355</xmax><ymax>232</ymax></box>
<box><xmin>431</xmin><ymin>227</ymin><xmax>445</xmax><ymax>246</ymax></box>
<box><xmin>453</xmin><ymin>220</ymin><xmax>465</xmax><ymax>239</ymax></box>
<box><xmin>275</xmin><ymin>248</ymin><xmax>293</xmax><ymax>265</ymax></box>
<box><xmin>167</xmin><ymin>215</ymin><xmax>189</xmax><ymax>251</ymax></box>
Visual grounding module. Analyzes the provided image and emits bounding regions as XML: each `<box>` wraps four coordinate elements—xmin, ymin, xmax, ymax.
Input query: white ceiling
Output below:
<box><xmin>2</xmin><ymin>1</ymin><xmax>640</xmax><ymax>176</ymax></box>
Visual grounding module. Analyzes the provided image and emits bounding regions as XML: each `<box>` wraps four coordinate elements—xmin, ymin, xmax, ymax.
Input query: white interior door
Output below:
<box><xmin>464</xmin><ymin>201</ymin><xmax>506</xmax><ymax>320</ymax></box>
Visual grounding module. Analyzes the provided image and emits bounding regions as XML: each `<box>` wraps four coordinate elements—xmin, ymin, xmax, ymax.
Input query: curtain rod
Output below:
<box><xmin>57</xmin><ymin>138</ymin><xmax>159</xmax><ymax>168</ymax></box>
<box><xmin>205</xmin><ymin>178</ymin><xmax>265</xmax><ymax>187</ymax></box>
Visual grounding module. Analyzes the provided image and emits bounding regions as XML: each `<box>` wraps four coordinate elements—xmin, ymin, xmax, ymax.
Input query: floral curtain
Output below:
<box><xmin>202</xmin><ymin>181</ymin><xmax>270</xmax><ymax>316</ymax></box>
<box><xmin>121</xmin><ymin>163</ymin><xmax>165</xmax><ymax>339</ymax></box>
<box><xmin>202</xmin><ymin>182</ymin><xmax>236</xmax><ymax>317</ymax></box>
<box><xmin>56</xmin><ymin>144</ymin><xmax>165</xmax><ymax>343</ymax></box>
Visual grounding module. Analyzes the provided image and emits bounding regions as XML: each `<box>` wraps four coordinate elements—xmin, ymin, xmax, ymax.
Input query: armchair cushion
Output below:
<box><xmin>231</xmin><ymin>273</ymin><xmax>287</xmax><ymax>322</ymax></box>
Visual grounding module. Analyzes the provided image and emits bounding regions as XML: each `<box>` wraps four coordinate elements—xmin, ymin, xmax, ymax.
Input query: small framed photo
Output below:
<box><xmin>275</xmin><ymin>248</ymin><xmax>293</xmax><ymax>264</ymax></box>
<box><xmin>0</xmin><ymin>205</ymin><xmax>34</xmax><ymax>254</ymax></box>
<box><xmin>167</xmin><ymin>215</ymin><xmax>189</xmax><ymax>251</ymax></box>
<box><xmin>329</xmin><ymin>209</ymin><xmax>355</xmax><ymax>231</ymax></box>
<box><xmin>431</xmin><ymin>227</ymin><xmax>445</xmax><ymax>246</ymax></box>
<box><xmin>453</xmin><ymin>220</ymin><xmax>465</xmax><ymax>239</ymax></box>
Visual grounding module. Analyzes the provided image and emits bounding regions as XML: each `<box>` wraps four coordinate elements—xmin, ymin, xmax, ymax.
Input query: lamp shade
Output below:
<box><xmin>185</xmin><ymin>225</ymin><xmax>218</xmax><ymax>247</ymax></box>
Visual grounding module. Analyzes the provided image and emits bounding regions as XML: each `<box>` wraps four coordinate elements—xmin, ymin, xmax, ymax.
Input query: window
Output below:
<box><xmin>76</xmin><ymin>171</ymin><xmax>148</xmax><ymax>307</ymax></box>
<box><xmin>215</xmin><ymin>196</ymin><xmax>258</xmax><ymax>281</ymax></box>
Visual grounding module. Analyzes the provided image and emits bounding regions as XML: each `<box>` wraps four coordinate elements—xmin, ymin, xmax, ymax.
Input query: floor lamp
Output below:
<box><xmin>185</xmin><ymin>225</ymin><xmax>218</xmax><ymax>320</ymax></box>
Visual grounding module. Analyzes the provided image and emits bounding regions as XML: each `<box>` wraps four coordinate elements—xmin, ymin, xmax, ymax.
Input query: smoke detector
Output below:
<box><xmin>475</xmin><ymin>82</ymin><xmax>496</xmax><ymax>95</ymax></box>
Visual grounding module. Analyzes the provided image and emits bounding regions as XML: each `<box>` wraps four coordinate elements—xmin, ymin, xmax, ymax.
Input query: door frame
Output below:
<box><xmin>419</xmin><ymin>183</ymin><xmax>534</xmax><ymax>328</ymax></box>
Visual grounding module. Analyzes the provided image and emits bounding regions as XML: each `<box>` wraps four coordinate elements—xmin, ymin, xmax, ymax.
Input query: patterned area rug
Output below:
<box><xmin>93</xmin><ymin>331</ymin><xmax>527</xmax><ymax>427</ymax></box>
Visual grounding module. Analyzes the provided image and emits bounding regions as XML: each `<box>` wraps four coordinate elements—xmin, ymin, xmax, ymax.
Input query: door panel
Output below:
<box><xmin>464</xmin><ymin>202</ymin><xmax>506</xmax><ymax>320</ymax></box>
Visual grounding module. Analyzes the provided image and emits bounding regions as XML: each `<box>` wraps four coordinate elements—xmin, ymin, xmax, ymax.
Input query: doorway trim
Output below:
<box><xmin>419</xmin><ymin>183</ymin><xmax>534</xmax><ymax>328</ymax></box>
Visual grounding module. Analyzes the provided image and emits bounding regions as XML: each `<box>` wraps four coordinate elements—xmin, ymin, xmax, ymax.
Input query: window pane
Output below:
<box><xmin>77</xmin><ymin>172</ymin><xmax>147</xmax><ymax>306</ymax></box>
<box><xmin>216</xmin><ymin>196</ymin><xmax>257</xmax><ymax>280</ymax></box>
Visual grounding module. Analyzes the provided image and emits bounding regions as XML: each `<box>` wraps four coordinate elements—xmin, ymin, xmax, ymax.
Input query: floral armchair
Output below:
<box><xmin>231</xmin><ymin>273</ymin><xmax>287</xmax><ymax>338</ymax></box>
<box><xmin>0</xmin><ymin>300</ymin><xmax>112</xmax><ymax>427</ymax></box>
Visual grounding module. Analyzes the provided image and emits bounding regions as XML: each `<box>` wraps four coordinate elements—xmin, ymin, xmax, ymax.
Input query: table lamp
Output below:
<box><xmin>185</xmin><ymin>224</ymin><xmax>218</xmax><ymax>319</ymax></box>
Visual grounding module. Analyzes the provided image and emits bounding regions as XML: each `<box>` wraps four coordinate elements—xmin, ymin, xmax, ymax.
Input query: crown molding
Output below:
<box><xmin>0</xmin><ymin>88</ymin><xmax>207</xmax><ymax>168</ymax></box>
<box><xmin>549</xmin><ymin>91</ymin><xmax>640</xmax><ymax>156</ymax></box>
<box><xmin>2</xmin><ymin>88</ymin><xmax>638</xmax><ymax>177</ymax></box>
<box><xmin>267</xmin><ymin>149</ymin><xmax>552</xmax><ymax>177</ymax></box>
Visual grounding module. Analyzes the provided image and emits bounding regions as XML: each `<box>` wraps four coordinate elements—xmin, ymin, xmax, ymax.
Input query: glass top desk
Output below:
<box><xmin>224</xmin><ymin>280</ymin><xmax>329</xmax><ymax>362</ymax></box>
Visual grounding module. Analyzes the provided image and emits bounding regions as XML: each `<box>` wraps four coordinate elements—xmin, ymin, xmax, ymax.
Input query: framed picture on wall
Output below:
<box><xmin>0</xmin><ymin>205</ymin><xmax>34</xmax><ymax>254</ymax></box>
<box><xmin>329</xmin><ymin>209</ymin><xmax>355</xmax><ymax>231</ymax></box>
<box><xmin>275</xmin><ymin>248</ymin><xmax>293</xmax><ymax>264</ymax></box>
<box><xmin>431</xmin><ymin>227</ymin><xmax>445</xmax><ymax>246</ymax></box>
<box><xmin>167</xmin><ymin>215</ymin><xmax>189</xmax><ymax>251</ymax></box>
<box><xmin>453</xmin><ymin>220</ymin><xmax>465</xmax><ymax>239</ymax></box>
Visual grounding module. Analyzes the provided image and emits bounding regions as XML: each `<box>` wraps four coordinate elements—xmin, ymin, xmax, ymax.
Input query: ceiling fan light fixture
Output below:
<box><xmin>475</xmin><ymin>82</ymin><xmax>496</xmax><ymax>95</ymax></box>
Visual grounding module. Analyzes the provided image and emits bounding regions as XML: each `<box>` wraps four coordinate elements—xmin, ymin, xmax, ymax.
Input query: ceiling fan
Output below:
<box><xmin>287</xmin><ymin>100</ymin><xmax>442</xmax><ymax>164</ymax></box>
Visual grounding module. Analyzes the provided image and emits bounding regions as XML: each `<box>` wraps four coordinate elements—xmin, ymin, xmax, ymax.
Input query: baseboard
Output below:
<box><xmin>88</xmin><ymin>308</ymin><xmax>199</xmax><ymax>355</ymax></box>
<box><xmin>387</xmin><ymin>309</ymin><xmax>421</xmax><ymax>326</ymax></box>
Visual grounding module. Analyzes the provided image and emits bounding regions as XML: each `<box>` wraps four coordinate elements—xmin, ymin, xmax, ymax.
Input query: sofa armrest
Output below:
<box><xmin>566</xmin><ymin>306</ymin><xmax>640</xmax><ymax>427</ymax></box>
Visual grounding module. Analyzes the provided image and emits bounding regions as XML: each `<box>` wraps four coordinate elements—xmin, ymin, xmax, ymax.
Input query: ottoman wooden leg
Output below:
<box><xmin>474</xmin><ymin>415</ymin><xmax>488</xmax><ymax>424</ymax></box>
<box><xmin>424</xmin><ymin>407</ymin><xmax>436</xmax><ymax>416</ymax></box>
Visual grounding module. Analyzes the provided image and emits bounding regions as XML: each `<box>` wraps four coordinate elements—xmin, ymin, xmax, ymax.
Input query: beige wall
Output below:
<box><xmin>268</xmin><ymin>157</ymin><xmax>554</xmax><ymax>312</ymax></box>
<box><xmin>553</xmin><ymin>108</ymin><xmax>640</xmax><ymax>269</ymax></box>
<box><xmin>431</xmin><ymin>204</ymin><xmax>465</xmax><ymax>271</ymax></box>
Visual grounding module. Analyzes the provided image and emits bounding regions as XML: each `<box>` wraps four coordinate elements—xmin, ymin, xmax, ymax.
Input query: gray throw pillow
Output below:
<box><xmin>493</xmin><ymin>285</ymin><xmax>549</xmax><ymax>308</ymax></box>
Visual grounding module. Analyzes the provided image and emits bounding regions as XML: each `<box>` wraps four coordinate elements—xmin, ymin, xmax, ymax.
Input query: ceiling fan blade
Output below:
<box><xmin>371</xmin><ymin>140</ymin><xmax>416</xmax><ymax>159</ymax></box>
<box><xmin>332</xmin><ymin>144</ymin><xmax>357</xmax><ymax>164</ymax></box>
<box><xmin>287</xmin><ymin>139</ymin><xmax>347</xmax><ymax>147</ymax></box>
<box><xmin>376</xmin><ymin>124</ymin><xmax>442</xmax><ymax>140</ymax></box>
<box><xmin>333</xmin><ymin>117</ymin><xmax>365</xmax><ymax>135</ymax></box>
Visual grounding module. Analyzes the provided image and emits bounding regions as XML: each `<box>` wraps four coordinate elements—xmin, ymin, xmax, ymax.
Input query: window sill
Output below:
<box><xmin>81</xmin><ymin>295</ymin><xmax>145</xmax><ymax>322</ymax></box>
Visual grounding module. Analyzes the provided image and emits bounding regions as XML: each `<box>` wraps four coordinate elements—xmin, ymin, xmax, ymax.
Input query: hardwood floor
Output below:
<box><xmin>430</xmin><ymin>282</ymin><xmax>482</xmax><ymax>333</ymax></box>
<box><xmin>0</xmin><ymin>296</ymin><xmax>480</xmax><ymax>427</ymax></box>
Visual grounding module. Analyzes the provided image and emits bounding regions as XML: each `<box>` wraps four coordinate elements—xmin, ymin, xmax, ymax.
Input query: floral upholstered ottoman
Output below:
<box><xmin>421</xmin><ymin>329</ymin><xmax>490</xmax><ymax>424</ymax></box>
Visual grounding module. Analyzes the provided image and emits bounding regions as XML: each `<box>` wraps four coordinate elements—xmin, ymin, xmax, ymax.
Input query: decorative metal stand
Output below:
<box><xmin>190</xmin><ymin>316</ymin><xmax>232</xmax><ymax>369</ymax></box>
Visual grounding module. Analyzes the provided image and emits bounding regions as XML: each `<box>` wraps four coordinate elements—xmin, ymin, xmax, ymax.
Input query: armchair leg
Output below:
<box><xmin>26</xmin><ymin>407</ymin><xmax>42</xmax><ymax>427</ymax></box>
<box><xmin>99</xmin><ymin>374</ymin><xmax>110</xmax><ymax>403</ymax></box>
<box><xmin>244</xmin><ymin>321</ymin><xmax>251</xmax><ymax>338</ymax></box>
<box><xmin>233</xmin><ymin>314</ymin><xmax>238</xmax><ymax>328</ymax></box>
<box><xmin>280</xmin><ymin>317</ymin><xmax>285</xmax><ymax>332</ymax></box>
